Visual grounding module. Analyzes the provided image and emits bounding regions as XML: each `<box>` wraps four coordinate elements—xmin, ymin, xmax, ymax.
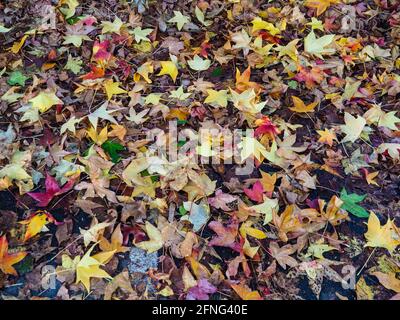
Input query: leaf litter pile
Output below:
<box><xmin>0</xmin><ymin>0</ymin><xmax>400</xmax><ymax>301</ymax></box>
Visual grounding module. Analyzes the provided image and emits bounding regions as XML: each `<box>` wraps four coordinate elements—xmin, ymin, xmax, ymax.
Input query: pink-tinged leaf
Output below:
<box><xmin>208</xmin><ymin>219</ymin><xmax>239</xmax><ymax>251</ymax></box>
<box><xmin>244</xmin><ymin>181</ymin><xmax>264</xmax><ymax>203</ymax></box>
<box><xmin>27</xmin><ymin>174</ymin><xmax>75</xmax><ymax>207</ymax></box>
<box><xmin>208</xmin><ymin>190</ymin><xmax>237</xmax><ymax>211</ymax></box>
<box><xmin>186</xmin><ymin>279</ymin><xmax>217</xmax><ymax>300</ymax></box>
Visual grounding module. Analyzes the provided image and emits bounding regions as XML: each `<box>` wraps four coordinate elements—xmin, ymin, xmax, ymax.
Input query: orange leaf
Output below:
<box><xmin>0</xmin><ymin>236</ymin><xmax>27</xmax><ymax>276</ymax></box>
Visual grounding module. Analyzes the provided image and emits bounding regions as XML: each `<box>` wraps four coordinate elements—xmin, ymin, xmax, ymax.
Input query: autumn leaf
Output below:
<box><xmin>0</xmin><ymin>236</ymin><xmax>27</xmax><ymax>276</ymax></box>
<box><xmin>157</xmin><ymin>60</ymin><xmax>178</xmax><ymax>82</ymax></box>
<box><xmin>304</xmin><ymin>30</ymin><xmax>335</xmax><ymax>58</ymax></box>
<box><xmin>364</xmin><ymin>211</ymin><xmax>399</xmax><ymax>253</ymax></box>
<box><xmin>103</xmin><ymin>79</ymin><xmax>127</xmax><ymax>100</ymax></box>
<box><xmin>20</xmin><ymin>211</ymin><xmax>56</xmax><ymax>242</ymax></box>
<box><xmin>340</xmin><ymin>112</ymin><xmax>367</xmax><ymax>143</ymax></box>
<box><xmin>339</xmin><ymin>188</ymin><xmax>369</xmax><ymax>218</ymax></box>
<box><xmin>29</xmin><ymin>90</ymin><xmax>63</xmax><ymax>113</ymax></box>
<box><xmin>99</xmin><ymin>224</ymin><xmax>128</xmax><ymax>255</ymax></box>
<box><xmin>231</xmin><ymin>283</ymin><xmax>262</xmax><ymax>300</ymax></box>
<box><xmin>134</xmin><ymin>222</ymin><xmax>163</xmax><ymax>253</ymax></box>
<box><xmin>27</xmin><ymin>173</ymin><xmax>75</xmax><ymax>207</ymax></box>
<box><xmin>317</xmin><ymin>128</ymin><xmax>337</xmax><ymax>146</ymax></box>
<box><xmin>289</xmin><ymin>96</ymin><xmax>319</xmax><ymax>113</ymax></box>
<box><xmin>305</xmin><ymin>0</ymin><xmax>341</xmax><ymax>16</ymax></box>
<box><xmin>74</xmin><ymin>243</ymin><xmax>115</xmax><ymax>292</ymax></box>
<box><xmin>168</xmin><ymin>11</ymin><xmax>190</xmax><ymax>31</ymax></box>
<box><xmin>80</xmin><ymin>218</ymin><xmax>113</xmax><ymax>247</ymax></box>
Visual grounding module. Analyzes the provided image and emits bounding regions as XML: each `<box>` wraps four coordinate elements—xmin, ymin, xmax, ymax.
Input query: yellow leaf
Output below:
<box><xmin>75</xmin><ymin>244</ymin><xmax>114</xmax><ymax>292</ymax></box>
<box><xmin>251</xmin><ymin>17</ymin><xmax>280</xmax><ymax>35</ymax></box>
<box><xmin>157</xmin><ymin>60</ymin><xmax>178</xmax><ymax>82</ymax></box>
<box><xmin>239</xmin><ymin>221</ymin><xmax>267</xmax><ymax>239</ymax></box>
<box><xmin>289</xmin><ymin>96</ymin><xmax>318</xmax><ymax>113</ymax></box>
<box><xmin>135</xmin><ymin>222</ymin><xmax>163</xmax><ymax>253</ymax></box>
<box><xmin>103</xmin><ymin>79</ymin><xmax>127</xmax><ymax>100</ymax></box>
<box><xmin>204</xmin><ymin>89</ymin><xmax>228</xmax><ymax>108</ymax></box>
<box><xmin>134</xmin><ymin>61</ymin><xmax>154</xmax><ymax>83</ymax></box>
<box><xmin>29</xmin><ymin>90</ymin><xmax>63</xmax><ymax>113</ymax></box>
<box><xmin>364</xmin><ymin>211</ymin><xmax>399</xmax><ymax>254</ymax></box>
<box><xmin>87</xmin><ymin>126</ymin><xmax>108</xmax><ymax>145</ymax></box>
<box><xmin>316</xmin><ymin>128</ymin><xmax>337</xmax><ymax>147</ymax></box>
<box><xmin>20</xmin><ymin>212</ymin><xmax>53</xmax><ymax>242</ymax></box>
<box><xmin>365</xmin><ymin>171</ymin><xmax>379</xmax><ymax>186</ymax></box>
<box><xmin>10</xmin><ymin>35</ymin><xmax>29</xmax><ymax>54</ymax></box>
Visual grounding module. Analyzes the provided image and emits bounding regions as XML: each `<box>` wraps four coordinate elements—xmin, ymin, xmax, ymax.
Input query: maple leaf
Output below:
<box><xmin>238</xmin><ymin>136</ymin><xmax>267</xmax><ymax>162</ymax></box>
<box><xmin>275</xmin><ymin>39</ymin><xmax>300</xmax><ymax>61</ymax></box>
<box><xmin>80</xmin><ymin>218</ymin><xmax>113</xmax><ymax>247</ymax></box>
<box><xmin>27</xmin><ymin>173</ymin><xmax>75</xmax><ymax>207</ymax></box>
<box><xmin>239</xmin><ymin>221</ymin><xmax>267</xmax><ymax>239</ymax></box>
<box><xmin>10</xmin><ymin>34</ymin><xmax>29</xmax><ymax>54</ymax></box>
<box><xmin>208</xmin><ymin>219</ymin><xmax>239</xmax><ymax>250</ymax></box>
<box><xmin>251</xmin><ymin>17</ymin><xmax>280</xmax><ymax>35</ymax></box>
<box><xmin>204</xmin><ymin>89</ymin><xmax>229</xmax><ymax>108</ymax></box>
<box><xmin>88</xmin><ymin>102</ymin><xmax>118</xmax><ymax>129</ymax></box>
<box><xmin>372</xmin><ymin>272</ymin><xmax>400</xmax><ymax>293</ymax></box>
<box><xmin>87</xmin><ymin>126</ymin><xmax>108</xmax><ymax>145</ymax></box>
<box><xmin>306</xmin><ymin>240</ymin><xmax>337</xmax><ymax>259</ymax></box>
<box><xmin>316</xmin><ymin>128</ymin><xmax>337</xmax><ymax>146</ymax></box>
<box><xmin>59</xmin><ymin>0</ymin><xmax>79</xmax><ymax>19</ymax></box>
<box><xmin>134</xmin><ymin>222</ymin><xmax>163</xmax><ymax>253</ymax></box>
<box><xmin>339</xmin><ymin>188</ymin><xmax>369</xmax><ymax>218</ymax></box>
<box><xmin>208</xmin><ymin>189</ymin><xmax>236</xmax><ymax>211</ymax></box>
<box><xmin>130</xmin><ymin>26</ymin><xmax>153</xmax><ymax>43</ymax></box>
<box><xmin>157</xmin><ymin>60</ymin><xmax>179</xmax><ymax>82</ymax></box>
<box><xmin>103</xmin><ymin>79</ymin><xmax>127</xmax><ymax>100</ymax></box>
<box><xmin>168</xmin><ymin>11</ymin><xmax>190</xmax><ymax>31</ymax></box>
<box><xmin>235</xmin><ymin>67</ymin><xmax>262</xmax><ymax>93</ymax></box>
<box><xmin>108</xmin><ymin>124</ymin><xmax>126</xmax><ymax>141</ymax></box>
<box><xmin>259</xmin><ymin>171</ymin><xmax>277</xmax><ymax>193</ymax></box>
<box><xmin>254</xmin><ymin>116</ymin><xmax>280</xmax><ymax>138</ymax></box>
<box><xmin>125</xmin><ymin>107</ymin><xmax>149</xmax><ymax>125</ymax></box>
<box><xmin>364</xmin><ymin>211</ymin><xmax>399</xmax><ymax>254</ymax></box>
<box><xmin>340</xmin><ymin>112</ymin><xmax>366</xmax><ymax>143</ymax></box>
<box><xmin>304</xmin><ymin>30</ymin><xmax>335</xmax><ymax>58</ymax></box>
<box><xmin>29</xmin><ymin>90</ymin><xmax>63</xmax><ymax>113</ymax></box>
<box><xmin>188</xmin><ymin>55</ymin><xmax>211</xmax><ymax>71</ymax></box>
<box><xmin>305</xmin><ymin>0</ymin><xmax>341</xmax><ymax>16</ymax></box>
<box><xmin>99</xmin><ymin>224</ymin><xmax>128</xmax><ymax>254</ymax></box>
<box><xmin>74</xmin><ymin>244</ymin><xmax>115</xmax><ymax>292</ymax></box>
<box><xmin>101</xmin><ymin>17</ymin><xmax>124</xmax><ymax>35</ymax></box>
<box><xmin>20</xmin><ymin>211</ymin><xmax>56</xmax><ymax>242</ymax></box>
<box><xmin>269</xmin><ymin>242</ymin><xmax>298</xmax><ymax>269</ymax></box>
<box><xmin>231</xmin><ymin>283</ymin><xmax>262</xmax><ymax>300</ymax></box>
<box><xmin>134</xmin><ymin>61</ymin><xmax>154</xmax><ymax>83</ymax></box>
<box><xmin>244</xmin><ymin>181</ymin><xmax>264</xmax><ymax>203</ymax></box>
<box><xmin>290</xmin><ymin>96</ymin><xmax>319</xmax><ymax>113</ymax></box>
<box><xmin>0</xmin><ymin>236</ymin><xmax>27</xmax><ymax>276</ymax></box>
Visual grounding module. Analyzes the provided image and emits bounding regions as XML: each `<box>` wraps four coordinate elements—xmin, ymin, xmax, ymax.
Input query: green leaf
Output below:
<box><xmin>339</xmin><ymin>188</ymin><xmax>369</xmax><ymax>218</ymax></box>
<box><xmin>64</xmin><ymin>55</ymin><xmax>83</xmax><ymax>74</ymax></box>
<box><xmin>7</xmin><ymin>71</ymin><xmax>29</xmax><ymax>86</ymax></box>
<box><xmin>101</xmin><ymin>140</ymin><xmax>125</xmax><ymax>163</ymax></box>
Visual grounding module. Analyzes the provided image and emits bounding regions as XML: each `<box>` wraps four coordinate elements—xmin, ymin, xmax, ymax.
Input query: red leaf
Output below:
<box><xmin>27</xmin><ymin>174</ymin><xmax>75</xmax><ymax>207</ymax></box>
<box><xmin>244</xmin><ymin>181</ymin><xmax>264</xmax><ymax>203</ymax></box>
